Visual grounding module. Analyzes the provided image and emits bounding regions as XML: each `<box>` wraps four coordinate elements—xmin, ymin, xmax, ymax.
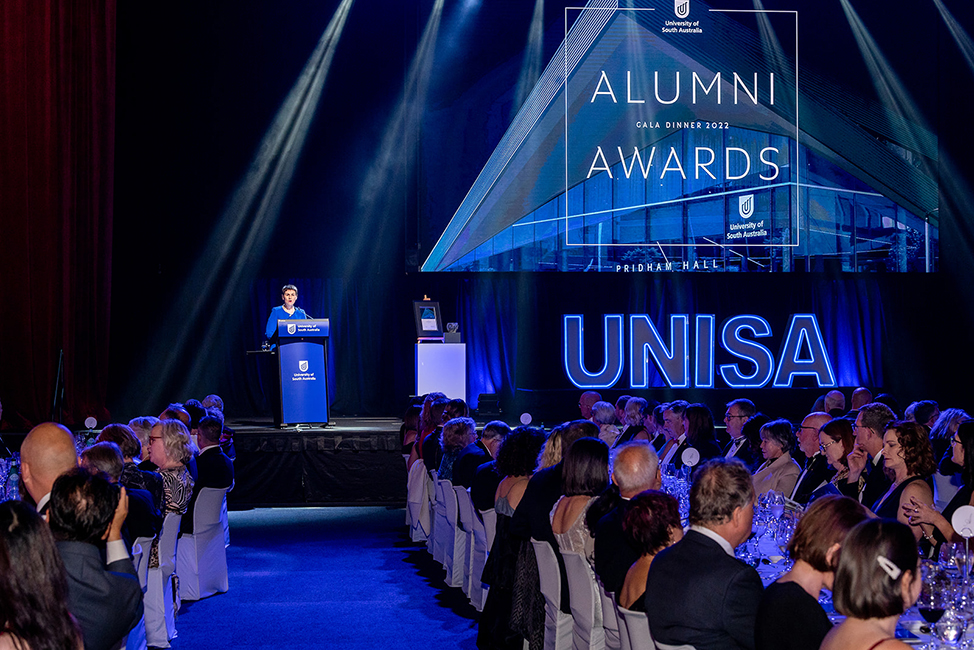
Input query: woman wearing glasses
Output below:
<box><xmin>814</xmin><ymin>418</ymin><xmax>859</xmax><ymax>500</ymax></box>
<box><xmin>906</xmin><ymin>419</ymin><xmax>974</xmax><ymax>554</ymax></box>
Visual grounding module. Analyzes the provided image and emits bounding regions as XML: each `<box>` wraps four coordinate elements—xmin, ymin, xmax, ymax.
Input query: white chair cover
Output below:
<box><xmin>453</xmin><ymin>485</ymin><xmax>476</xmax><ymax>597</ymax></box>
<box><xmin>145</xmin><ymin>512</ymin><xmax>182</xmax><ymax>649</ymax></box>
<box><xmin>432</xmin><ymin>476</ymin><xmax>452</xmax><ymax>566</ymax></box>
<box><xmin>406</xmin><ymin>460</ymin><xmax>431</xmax><ymax>541</ymax></box>
<box><xmin>132</xmin><ymin>537</ymin><xmax>154</xmax><ymax>591</ymax></box>
<box><xmin>481</xmin><ymin>508</ymin><xmax>497</xmax><ymax>552</ymax></box>
<box><xmin>531</xmin><ymin>539</ymin><xmax>574</xmax><ymax>650</ymax></box>
<box><xmin>120</xmin><ymin>615</ymin><xmax>148</xmax><ymax>650</ymax></box>
<box><xmin>462</xmin><ymin>491</ymin><xmax>490</xmax><ymax>611</ymax></box>
<box><xmin>426</xmin><ymin>469</ymin><xmax>438</xmax><ymax>554</ymax></box>
<box><xmin>595</xmin><ymin>581</ymin><xmax>623</xmax><ymax>650</ymax></box>
<box><xmin>562</xmin><ymin>551</ymin><xmax>605</xmax><ymax>650</ymax></box>
<box><xmin>222</xmin><ymin>479</ymin><xmax>233</xmax><ymax>548</ymax></box>
<box><xmin>438</xmin><ymin>479</ymin><xmax>465</xmax><ymax>587</ymax></box>
<box><xmin>176</xmin><ymin>487</ymin><xmax>230</xmax><ymax>601</ymax></box>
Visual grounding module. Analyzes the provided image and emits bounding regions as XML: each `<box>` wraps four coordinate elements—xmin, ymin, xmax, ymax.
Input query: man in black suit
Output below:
<box><xmin>80</xmin><ymin>441</ymin><xmax>162</xmax><ymax>546</ymax></box>
<box><xmin>790</xmin><ymin>412</ymin><xmax>836</xmax><ymax>505</ymax></box>
<box><xmin>722</xmin><ymin>399</ymin><xmax>757</xmax><ymax>467</ymax></box>
<box><xmin>659</xmin><ymin>401</ymin><xmax>698</xmax><ymax>470</ymax></box>
<box><xmin>593</xmin><ymin>441</ymin><xmax>661</xmax><ymax>594</ymax></box>
<box><xmin>49</xmin><ymin>468</ymin><xmax>143</xmax><ymax>650</ymax></box>
<box><xmin>182</xmin><ymin>414</ymin><xmax>234</xmax><ymax>536</ymax></box>
<box><xmin>511</xmin><ymin>419</ymin><xmax>599</xmax><ymax>614</ymax></box>
<box><xmin>841</xmin><ymin>402</ymin><xmax>895</xmax><ymax>509</ymax></box>
<box><xmin>646</xmin><ymin>458</ymin><xmax>763</xmax><ymax>650</ymax></box>
<box><xmin>453</xmin><ymin>420</ymin><xmax>510</xmax><ymax>489</ymax></box>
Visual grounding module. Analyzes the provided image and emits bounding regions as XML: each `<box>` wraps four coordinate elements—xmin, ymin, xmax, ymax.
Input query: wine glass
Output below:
<box><xmin>919</xmin><ymin>561</ymin><xmax>949</xmax><ymax>647</ymax></box>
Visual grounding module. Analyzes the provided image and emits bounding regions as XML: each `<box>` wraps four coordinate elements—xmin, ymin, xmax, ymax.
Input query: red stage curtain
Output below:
<box><xmin>0</xmin><ymin>0</ymin><xmax>115</xmax><ymax>427</ymax></box>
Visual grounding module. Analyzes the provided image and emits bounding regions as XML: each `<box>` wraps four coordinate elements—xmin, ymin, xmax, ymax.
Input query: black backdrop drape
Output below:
<box><xmin>0</xmin><ymin>0</ymin><xmax>115</xmax><ymax>428</ymax></box>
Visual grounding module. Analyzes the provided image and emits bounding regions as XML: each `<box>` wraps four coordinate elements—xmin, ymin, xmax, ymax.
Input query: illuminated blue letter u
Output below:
<box><xmin>563</xmin><ymin>315</ymin><xmax>624</xmax><ymax>389</ymax></box>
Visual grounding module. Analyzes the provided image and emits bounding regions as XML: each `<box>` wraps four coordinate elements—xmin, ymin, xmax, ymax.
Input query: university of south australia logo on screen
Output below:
<box><xmin>739</xmin><ymin>195</ymin><xmax>754</xmax><ymax>219</ymax></box>
<box><xmin>287</xmin><ymin>323</ymin><xmax>296</xmax><ymax>335</ymax></box>
<box><xmin>675</xmin><ymin>0</ymin><xmax>689</xmax><ymax>19</ymax></box>
<box><xmin>299</xmin><ymin>360</ymin><xmax>309</xmax><ymax>372</ymax></box>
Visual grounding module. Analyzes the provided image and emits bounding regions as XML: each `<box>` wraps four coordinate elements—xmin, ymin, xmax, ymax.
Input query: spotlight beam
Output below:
<box><xmin>514</xmin><ymin>0</ymin><xmax>546</xmax><ymax>112</ymax></box>
<box><xmin>125</xmin><ymin>0</ymin><xmax>355</xmax><ymax>409</ymax></box>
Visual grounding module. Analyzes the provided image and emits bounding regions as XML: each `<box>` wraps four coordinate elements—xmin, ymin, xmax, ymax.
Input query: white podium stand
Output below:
<box><xmin>416</xmin><ymin>343</ymin><xmax>466</xmax><ymax>402</ymax></box>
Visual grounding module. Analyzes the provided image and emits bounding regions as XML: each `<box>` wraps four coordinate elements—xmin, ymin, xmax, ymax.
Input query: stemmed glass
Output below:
<box><xmin>918</xmin><ymin>561</ymin><xmax>949</xmax><ymax>648</ymax></box>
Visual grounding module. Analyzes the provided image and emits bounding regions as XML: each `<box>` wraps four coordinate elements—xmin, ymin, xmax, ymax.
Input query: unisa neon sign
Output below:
<box><xmin>563</xmin><ymin>314</ymin><xmax>836</xmax><ymax>390</ymax></box>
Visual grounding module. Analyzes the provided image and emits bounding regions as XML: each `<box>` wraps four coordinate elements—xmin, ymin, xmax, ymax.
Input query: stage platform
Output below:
<box><xmin>228</xmin><ymin>417</ymin><xmax>407</xmax><ymax>508</ymax></box>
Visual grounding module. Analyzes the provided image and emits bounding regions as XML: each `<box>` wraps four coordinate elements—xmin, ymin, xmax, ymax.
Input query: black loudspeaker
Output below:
<box><xmin>477</xmin><ymin>394</ymin><xmax>501</xmax><ymax>420</ymax></box>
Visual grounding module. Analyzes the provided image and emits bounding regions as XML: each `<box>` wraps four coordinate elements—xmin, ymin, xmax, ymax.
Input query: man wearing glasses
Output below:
<box><xmin>839</xmin><ymin>402</ymin><xmax>895</xmax><ymax>506</ymax></box>
<box><xmin>790</xmin><ymin>411</ymin><xmax>835</xmax><ymax>505</ymax></box>
<box><xmin>722</xmin><ymin>399</ymin><xmax>756</xmax><ymax>467</ymax></box>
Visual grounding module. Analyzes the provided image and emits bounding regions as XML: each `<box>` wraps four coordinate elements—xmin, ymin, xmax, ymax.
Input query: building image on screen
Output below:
<box><xmin>422</xmin><ymin>0</ymin><xmax>938</xmax><ymax>273</ymax></box>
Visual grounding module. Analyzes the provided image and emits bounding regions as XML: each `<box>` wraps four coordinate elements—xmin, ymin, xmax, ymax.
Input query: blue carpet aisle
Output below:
<box><xmin>174</xmin><ymin>507</ymin><xmax>479</xmax><ymax>649</ymax></box>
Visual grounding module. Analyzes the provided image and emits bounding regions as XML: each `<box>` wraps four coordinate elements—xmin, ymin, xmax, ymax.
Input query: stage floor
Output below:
<box><xmin>228</xmin><ymin>417</ymin><xmax>407</xmax><ymax>508</ymax></box>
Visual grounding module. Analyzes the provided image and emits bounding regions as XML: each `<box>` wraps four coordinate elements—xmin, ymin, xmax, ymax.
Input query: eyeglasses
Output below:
<box><xmin>149</xmin><ymin>436</ymin><xmax>163</xmax><ymax>442</ymax></box>
<box><xmin>952</xmin><ymin>436</ymin><xmax>962</xmax><ymax>446</ymax></box>
<box><xmin>724</xmin><ymin>413</ymin><xmax>747</xmax><ymax>419</ymax></box>
<box><xmin>820</xmin><ymin>440</ymin><xmax>837</xmax><ymax>452</ymax></box>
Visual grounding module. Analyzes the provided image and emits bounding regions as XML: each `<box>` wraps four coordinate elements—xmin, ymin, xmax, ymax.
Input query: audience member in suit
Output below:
<box><xmin>0</xmin><ymin>500</ymin><xmax>83</xmax><ymax>650</ymax></box>
<box><xmin>843</xmin><ymin>386</ymin><xmax>874</xmax><ymax>423</ymax></box>
<box><xmin>824</xmin><ymin>390</ymin><xmax>846</xmax><ymax>418</ymax></box>
<box><xmin>511</xmin><ymin>419</ymin><xmax>599</xmax><ymax>615</ymax></box>
<box><xmin>658</xmin><ymin>400</ymin><xmax>692</xmax><ymax>470</ymax></box>
<box><xmin>202</xmin><ymin>393</ymin><xmax>237</xmax><ymax>461</ymax></box>
<box><xmin>81</xmin><ymin>441</ymin><xmax>163</xmax><ymax>547</ymax></box>
<box><xmin>49</xmin><ymin>468</ymin><xmax>143</xmax><ymax>650</ymax></box>
<box><xmin>650</xmin><ymin>404</ymin><xmax>667</xmax><ymax>452</ymax></box>
<box><xmin>97</xmin><ymin>423</ymin><xmax>165</xmax><ymax>511</ymax></box>
<box><xmin>438</xmin><ymin>417</ymin><xmax>478</xmax><ymax>482</ymax></box>
<box><xmin>685</xmin><ymin>403</ymin><xmax>722</xmax><ymax>462</ymax></box>
<box><xmin>617</xmin><ymin>490</ymin><xmax>682</xmax><ymax>611</ymax></box>
<box><xmin>593</xmin><ymin>441</ymin><xmax>661</xmax><ymax>594</ymax></box>
<box><xmin>181</xmin><ymin>414</ymin><xmax>234</xmax><ymax>536</ymax></box>
<box><xmin>454</xmin><ymin>420</ymin><xmax>510</xmax><ymax>489</ymax></box>
<box><xmin>839</xmin><ymin>402</ymin><xmax>895</xmax><ymax>507</ymax></box>
<box><xmin>752</xmin><ymin>419</ymin><xmax>802</xmax><ymax>497</ymax></box>
<box><xmin>646</xmin><ymin>458</ymin><xmax>763</xmax><ymax>650</ymax></box>
<box><xmin>755</xmin><ymin>496</ymin><xmax>868</xmax><ymax>650</ymax></box>
<box><xmin>19</xmin><ymin>422</ymin><xmax>79</xmax><ymax>514</ymax></box>
<box><xmin>722</xmin><ymin>399</ymin><xmax>758</xmax><ymax>467</ymax></box>
<box><xmin>471</xmin><ymin>459</ymin><xmax>501</xmax><ymax>512</ymax></box>
<box><xmin>790</xmin><ymin>412</ymin><xmax>837</xmax><ymax>505</ymax></box>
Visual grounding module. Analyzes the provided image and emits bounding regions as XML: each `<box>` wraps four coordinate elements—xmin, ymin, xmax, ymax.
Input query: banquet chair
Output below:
<box><xmin>176</xmin><ymin>486</ymin><xmax>231</xmax><ymax>601</ymax></box>
<box><xmin>453</xmin><ymin>485</ymin><xmax>476</xmax><ymax>597</ymax></box>
<box><xmin>145</xmin><ymin>513</ymin><xmax>183</xmax><ymax>648</ymax></box>
<box><xmin>595</xmin><ymin>579</ymin><xmax>622</xmax><ymax>650</ymax></box>
<box><xmin>132</xmin><ymin>536</ymin><xmax>154</xmax><ymax>591</ymax></box>
<box><xmin>562</xmin><ymin>551</ymin><xmax>606</xmax><ymax>650</ymax></box>
<box><xmin>465</xmin><ymin>492</ymin><xmax>491</xmax><ymax>610</ymax></box>
<box><xmin>120</xmin><ymin>615</ymin><xmax>148</xmax><ymax>650</ymax></box>
<box><xmin>222</xmin><ymin>480</ymin><xmax>233</xmax><ymax>548</ymax></box>
<box><xmin>531</xmin><ymin>539</ymin><xmax>574</xmax><ymax>650</ymax></box>
<box><xmin>615</xmin><ymin>607</ymin><xmax>654</xmax><ymax>650</ymax></box>
<box><xmin>439</xmin><ymin>479</ymin><xmax>466</xmax><ymax>587</ymax></box>
<box><xmin>481</xmin><ymin>507</ymin><xmax>497</xmax><ymax>552</ymax></box>
<box><xmin>427</xmin><ymin>469</ymin><xmax>439</xmax><ymax>555</ymax></box>
<box><xmin>406</xmin><ymin>459</ymin><xmax>431</xmax><ymax>541</ymax></box>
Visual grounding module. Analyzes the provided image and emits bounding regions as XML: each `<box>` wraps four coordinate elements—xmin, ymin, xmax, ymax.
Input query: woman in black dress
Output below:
<box><xmin>755</xmin><ymin>495</ymin><xmax>869</xmax><ymax>650</ymax></box>
<box><xmin>907</xmin><ymin>419</ymin><xmax>974</xmax><ymax>553</ymax></box>
<box><xmin>870</xmin><ymin>420</ymin><xmax>936</xmax><ymax>542</ymax></box>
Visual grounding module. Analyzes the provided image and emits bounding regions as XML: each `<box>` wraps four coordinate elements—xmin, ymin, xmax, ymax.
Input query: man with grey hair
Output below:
<box><xmin>578</xmin><ymin>391</ymin><xmax>602</xmax><ymax>420</ymax></box>
<box><xmin>593</xmin><ymin>441</ymin><xmax>662</xmax><ymax>593</ymax></box>
<box><xmin>841</xmin><ymin>402</ymin><xmax>895</xmax><ymax>506</ymax></box>
<box><xmin>646</xmin><ymin>458</ymin><xmax>762</xmax><ymax>650</ymax></box>
<box><xmin>789</xmin><ymin>411</ymin><xmax>836</xmax><ymax>505</ymax></box>
<box><xmin>453</xmin><ymin>420</ymin><xmax>510</xmax><ymax>489</ymax></box>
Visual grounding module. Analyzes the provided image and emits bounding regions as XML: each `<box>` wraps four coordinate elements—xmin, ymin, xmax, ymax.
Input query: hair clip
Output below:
<box><xmin>877</xmin><ymin>556</ymin><xmax>902</xmax><ymax>581</ymax></box>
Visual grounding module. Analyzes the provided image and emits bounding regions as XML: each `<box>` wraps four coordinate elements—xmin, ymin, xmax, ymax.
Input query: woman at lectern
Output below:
<box><xmin>264</xmin><ymin>284</ymin><xmax>309</xmax><ymax>341</ymax></box>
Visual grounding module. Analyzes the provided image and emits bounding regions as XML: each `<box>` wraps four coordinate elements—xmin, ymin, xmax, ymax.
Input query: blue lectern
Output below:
<box><xmin>276</xmin><ymin>319</ymin><xmax>330</xmax><ymax>426</ymax></box>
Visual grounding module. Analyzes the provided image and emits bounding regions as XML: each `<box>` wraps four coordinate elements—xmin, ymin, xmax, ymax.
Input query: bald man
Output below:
<box><xmin>20</xmin><ymin>422</ymin><xmax>79</xmax><ymax>513</ymax></box>
<box><xmin>578</xmin><ymin>391</ymin><xmax>602</xmax><ymax>420</ymax></box>
<box><xmin>593</xmin><ymin>441</ymin><xmax>662</xmax><ymax>594</ymax></box>
<box><xmin>789</xmin><ymin>412</ymin><xmax>836</xmax><ymax>505</ymax></box>
<box><xmin>824</xmin><ymin>390</ymin><xmax>846</xmax><ymax>416</ymax></box>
